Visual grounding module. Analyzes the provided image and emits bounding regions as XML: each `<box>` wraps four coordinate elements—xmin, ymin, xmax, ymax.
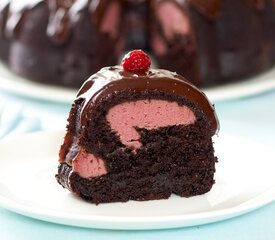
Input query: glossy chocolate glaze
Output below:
<box><xmin>1</xmin><ymin>0</ymin><xmax>148</xmax><ymax>44</ymax></box>
<box><xmin>2</xmin><ymin>0</ymin><xmax>112</xmax><ymax>44</ymax></box>
<box><xmin>77</xmin><ymin>66</ymin><xmax>219</xmax><ymax>136</ymax></box>
<box><xmin>0</xmin><ymin>1</ymin><xmax>9</xmax><ymax>37</ymax></box>
<box><xmin>190</xmin><ymin>0</ymin><xmax>266</xmax><ymax>20</ymax></box>
<box><xmin>190</xmin><ymin>0</ymin><xmax>221</xmax><ymax>20</ymax></box>
<box><xmin>244</xmin><ymin>0</ymin><xmax>266</xmax><ymax>10</ymax></box>
<box><xmin>47</xmin><ymin>0</ymin><xmax>76</xmax><ymax>44</ymax></box>
<box><xmin>1</xmin><ymin>0</ymin><xmax>267</xmax><ymax>43</ymax></box>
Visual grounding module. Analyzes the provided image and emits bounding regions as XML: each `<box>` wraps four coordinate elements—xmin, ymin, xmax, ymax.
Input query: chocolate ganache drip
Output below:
<box><xmin>4</xmin><ymin>0</ymin><xmax>44</xmax><ymax>38</ymax></box>
<box><xmin>77</xmin><ymin>66</ymin><xmax>219</xmax><ymax>136</ymax></box>
<box><xmin>0</xmin><ymin>1</ymin><xmax>9</xmax><ymax>38</ymax></box>
<box><xmin>47</xmin><ymin>0</ymin><xmax>76</xmax><ymax>44</ymax></box>
<box><xmin>1</xmin><ymin>0</ymin><xmax>270</xmax><ymax>42</ymax></box>
<box><xmin>2</xmin><ymin>0</ymin><xmax>107</xmax><ymax>44</ymax></box>
<box><xmin>189</xmin><ymin>0</ymin><xmax>267</xmax><ymax>20</ymax></box>
<box><xmin>189</xmin><ymin>0</ymin><xmax>221</xmax><ymax>20</ymax></box>
<box><xmin>244</xmin><ymin>0</ymin><xmax>266</xmax><ymax>10</ymax></box>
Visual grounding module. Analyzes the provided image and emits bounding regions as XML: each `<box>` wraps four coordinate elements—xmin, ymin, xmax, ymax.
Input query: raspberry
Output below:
<box><xmin>121</xmin><ymin>50</ymin><xmax>151</xmax><ymax>74</ymax></box>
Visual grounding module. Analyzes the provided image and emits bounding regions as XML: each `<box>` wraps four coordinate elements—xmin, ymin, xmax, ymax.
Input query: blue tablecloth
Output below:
<box><xmin>0</xmin><ymin>88</ymin><xmax>275</xmax><ymax>240</ymax></box>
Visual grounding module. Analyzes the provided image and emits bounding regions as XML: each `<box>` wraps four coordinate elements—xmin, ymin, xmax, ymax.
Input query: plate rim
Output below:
<box><xmin>0</xmin><ymin>186</ymin><xmax>274</xmax><ymax>230</ymax></box>
<box><xmin>0</xmin><ymin>130</ymin><xmax>275</xmax><ymax>230</ymax></box>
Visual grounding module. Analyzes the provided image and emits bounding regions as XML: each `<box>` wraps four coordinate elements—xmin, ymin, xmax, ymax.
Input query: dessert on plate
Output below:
<box><xmin>0</xmin><ymin>0</ymin><xmax>275</xmax><ymax>88</ymax></box>
<box><xmin>56</xmin><ymin>50</ymin><xmax>219</xmax><ymax>204</ymax></box>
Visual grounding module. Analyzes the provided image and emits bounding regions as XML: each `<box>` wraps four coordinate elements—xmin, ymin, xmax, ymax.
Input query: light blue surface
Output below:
<box><xmin>0</xmin><ymin>88</ymin><xmax>275</xmax><ymax>240</ymax></box>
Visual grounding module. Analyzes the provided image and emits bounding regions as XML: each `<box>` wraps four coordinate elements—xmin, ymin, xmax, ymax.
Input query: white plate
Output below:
<box><xmin>1</xmin><ymin>63</ymin><xmax>275</xmax><ymax>103</ymax></box>
<box><xmin>0</xmin><ymin>63</ymin><xmax>77</xmax><ymax>103</ymax></box>
<box><xmin>0</xmin><ymin>131</ymin><xmax>275</xmax><ymax>230</ymax></box>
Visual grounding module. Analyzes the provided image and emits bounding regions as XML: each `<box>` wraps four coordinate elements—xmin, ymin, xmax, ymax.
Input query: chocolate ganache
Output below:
<box><xmin>3</xmin><ymin>0</ymin><xmax>113</xmax><ymax>43</ymax></box>
<box><xmin>77</xmin><ymin>65</ymin><xmax>219</xmax><ymax>135</ymax></box>
<box><xmin>3</xmin><ymin>0</ymin><xmax>265</xmax><ymax>36</ymax></box>
<box><xmin>1</xmin><ymin>0</ymin><xmax>275</xmax><ymax>88</ymax></box>
<box><xmin>190</xmin><ymin>0</ymin><xmax>221</xmax><ymax>20</ymax></box>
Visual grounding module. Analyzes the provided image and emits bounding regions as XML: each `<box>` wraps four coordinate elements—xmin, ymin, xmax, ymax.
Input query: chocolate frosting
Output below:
<box><xmin>189</xmin><ymin>0</ymin><xmax>267</xmax><ymax>20</ymax></box>
<box><xmin>0</xmin><ymin>1</ymin><xmax>9</xmax><ymax>38</ymax></box>
<box><xmin>77</xmin><ymin>66</ymin><xmax>219</xmax><ymax>136</ymax></box>
<box><xmin>244</xmin><ymin>0</ymin><xmax>265</xmax><ymax>10</ymax></box>
<box><xmin>4</xmin><ymin>0</ymin><xmax>44</xmax><ymax>38</ymax></box>
<box><xmin>47</xmin><ymin>0</ymin><xmax>76</xmax><ymax>44</ymax></box>
<box><xmin>1</xmin><ymin>0</ymin><xmax>270</xmax><ymax>42</ymax></box>
<box><xmin>190</xmin><ymin>0</ymin><xmax>221</xmax><ymax>20</ymax></box>
<box><xmin>2</xmin><ymin>0</ymin><xmax>112</xmax><ymax>44</ymax></box>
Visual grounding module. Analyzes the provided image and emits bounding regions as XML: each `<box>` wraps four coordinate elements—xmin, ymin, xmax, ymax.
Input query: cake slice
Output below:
<box><xmin>56</xmin><ymin>50</ymin><xmax>219</xmax><ymax>204</ymax></box>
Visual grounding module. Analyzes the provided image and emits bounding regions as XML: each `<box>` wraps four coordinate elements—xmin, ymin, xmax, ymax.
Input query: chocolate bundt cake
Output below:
<box><xmin>0</xmin><ymin>0</ymin><xmax>275</xmax><ymax>88</ymax></box>
<box><xmin>56</xmin><ymin>50</ymin><xmax>219</xmax><ymax>204</ymax></box>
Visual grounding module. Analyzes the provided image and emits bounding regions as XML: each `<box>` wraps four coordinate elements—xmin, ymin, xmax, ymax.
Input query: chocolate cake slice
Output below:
<box><xmin>56</xmin><ymin>50</ymin><xmax>219</xmax><ymax>204</ymax></box>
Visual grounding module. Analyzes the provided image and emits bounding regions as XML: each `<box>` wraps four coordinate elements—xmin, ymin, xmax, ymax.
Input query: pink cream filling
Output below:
<box><xmin>151</xmin><ymin>33</ymin><xmax>167</xmax><ymax>56</ymax></box>
<box><xmin>72</xmin><ymin>148</ymin><xmax>107</xmax><ymax>178</ymax></box>
<box><xmin>157</xmin><ymin>1</ymin><xmax>191</xmax><ymax>40</ymax></box>
<box><xmin>100</xmin><ymin>2</ymin><xmax>120</xmax><ymax>38</ymax></box>
<box><xmin>106</xmin><ymin>99</ymin><xmax>196</xmax><ymax>149</ymax></box>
